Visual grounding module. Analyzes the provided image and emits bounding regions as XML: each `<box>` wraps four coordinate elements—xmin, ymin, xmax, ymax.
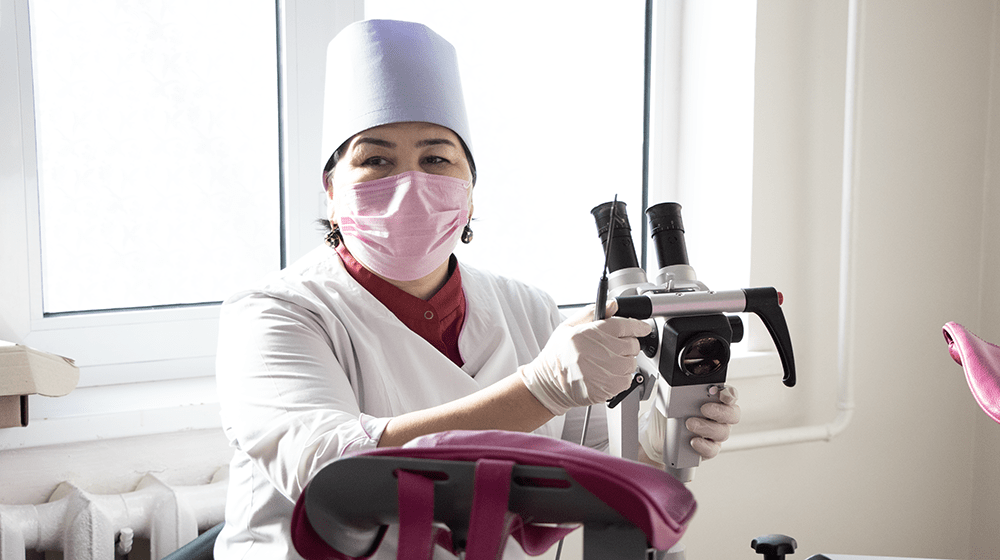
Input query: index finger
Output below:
<box><xmin>564</xmin><ymin>299</ymin><xmax>619</xmax><ymax>327</ymax></box>
<box><xmin>598</xmin><ymin>316</ymin><xmax>653</xmax><ymax>338</ymax></box>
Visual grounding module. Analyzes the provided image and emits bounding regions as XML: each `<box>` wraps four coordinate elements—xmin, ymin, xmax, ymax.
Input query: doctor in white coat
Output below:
<box><xmin>214</xmin><ymin>19</ymin><xmax>740</xmax><ymax>560</ymax></box>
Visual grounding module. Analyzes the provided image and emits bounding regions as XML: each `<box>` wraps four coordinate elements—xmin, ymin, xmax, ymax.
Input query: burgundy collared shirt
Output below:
<box><xmin>335</xmin><ymin>243</ymin><xmax>467</xmax><ymax>367</ymax></box>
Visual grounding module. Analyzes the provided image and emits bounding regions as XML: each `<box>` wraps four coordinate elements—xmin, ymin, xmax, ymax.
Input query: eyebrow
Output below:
<box><xmin>353</xmin><ymin>137</ymin><xmax>395</xmax><ymax>149</ymax></box>
<box><xmin>415</xmin><ymin>138</ymin><xmax>458</xmax><ymax>148</ymax></box>
<box><xmin>352</xmin><ymin>137</ymin><xmax>458</xmax><ymax>149</ymax></box>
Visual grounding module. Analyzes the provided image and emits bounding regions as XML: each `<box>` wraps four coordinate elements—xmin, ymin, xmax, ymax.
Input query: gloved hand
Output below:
<box><xmin>519</xmin><ymin>302</ymin><xmax>652</xmax><ymax>416</ymax></box>
<box><xmin>639</xmin><ymin>385</ymin><xmax>741</xmax><ymax>463</ymax></box>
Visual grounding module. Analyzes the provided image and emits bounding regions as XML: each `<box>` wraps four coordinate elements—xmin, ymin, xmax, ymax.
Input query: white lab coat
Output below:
<box><xmin>214</xmin><ymin>245</ymin><xmax>604</xmax><ymax>559</ymax></box>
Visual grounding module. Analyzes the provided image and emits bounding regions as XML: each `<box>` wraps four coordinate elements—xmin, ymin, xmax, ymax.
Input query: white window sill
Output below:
<box><xmin>0</xmin><ymin>350</ymin><xmax>784</xmax><ymax>451</ymax></box>
<box><xmin>0</xmin><ymin>376</ymin><xmax>221</xmax><ymax>450</ymax></box>
<box><xmin>727</xmin><ymin>349</ymin><xmax>786</xmax><ymax>381</ymax></box>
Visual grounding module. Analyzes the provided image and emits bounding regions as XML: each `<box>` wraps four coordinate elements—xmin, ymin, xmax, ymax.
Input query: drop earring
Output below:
<box><xmin>325</xmin><ymin>224</ymin><xmax>342</xmax><ymax>248</ymax></box>
<box><xmin>461</xmin><ymin>222</ymin><xmax>474</xmax><ymax>244</ymax></box>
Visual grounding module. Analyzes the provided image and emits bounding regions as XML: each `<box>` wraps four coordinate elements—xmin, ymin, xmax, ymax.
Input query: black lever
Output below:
<box><xmin>607</xmin><ymin>372</ymin><xmax>645</xmax><ymax>408</ymax></box>
<box><xmin>743</xmin><ymin>287</ymin><xmax>796</xmax><ymax>387</ymax></box>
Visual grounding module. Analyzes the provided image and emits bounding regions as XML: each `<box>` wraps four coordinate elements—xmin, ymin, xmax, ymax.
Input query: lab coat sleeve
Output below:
<box><xmin>216</xmin><ymin>290</ymin><xmax>387</xmax><ymax>503</ymax></box>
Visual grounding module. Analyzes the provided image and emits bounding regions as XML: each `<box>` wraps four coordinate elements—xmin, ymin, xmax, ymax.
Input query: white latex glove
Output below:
<box><xmin>639</xmin><ymin>385</ymin><xmax>741</xmax><ymax>463</ymax></box>
<box><xmin>519</xmin><ymin>303</ymin><xmax>652</xmax><ymax>416</ymax></box>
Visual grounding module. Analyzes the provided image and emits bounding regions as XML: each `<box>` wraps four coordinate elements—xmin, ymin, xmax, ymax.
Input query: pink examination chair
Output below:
<box><xmin>290</xmin><ymin>429</ymin><xmax>696</xmax><ymax>560</ymax></box>
<box><xmin>943</xmin><ymin>322</ymin><xmax>1000</xmax><ymax>424</ymax></box>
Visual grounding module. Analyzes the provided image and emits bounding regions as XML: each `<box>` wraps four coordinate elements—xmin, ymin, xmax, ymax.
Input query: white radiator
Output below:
<box><xmin>0</xmin><ymin>468</ymin><xmax>227</xmax><ymax>560</ymax></box>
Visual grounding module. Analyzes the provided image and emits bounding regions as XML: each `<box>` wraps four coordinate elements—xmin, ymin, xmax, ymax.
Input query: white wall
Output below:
<box><xmin>2</xmin><ymin>2</ymin><xmax>1000</xmax><ymax>560</ymax></box>
<box><xmin>681</xmin><ymin>1</ymin><xmax>1000</xmax><ymax>559</ymax></box>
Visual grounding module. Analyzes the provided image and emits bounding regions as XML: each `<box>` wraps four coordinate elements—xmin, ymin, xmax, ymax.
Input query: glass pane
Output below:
<box><xmin>676</xmin><ymin>0</ymin><xmax>756</xmax><ymax>292</ymax></box>
<box><xmin>29</xmin><ymin>0</ymin><xmax>281</xmax><ymax>314</ymax></box>
<box><xmin>364</xmin><ymin>1</ymin><xmax>647</xmax><ymax>306</ymax></box>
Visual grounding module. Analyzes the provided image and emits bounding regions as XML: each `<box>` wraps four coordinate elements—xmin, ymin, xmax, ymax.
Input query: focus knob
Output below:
<box><xmin>751</xmin><ymin>534</ymin><xmax>797</xmax><ymax>560</ymax></box>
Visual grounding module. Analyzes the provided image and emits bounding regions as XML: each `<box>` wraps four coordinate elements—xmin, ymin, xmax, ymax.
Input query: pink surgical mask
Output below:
<box><xmin>333</xmin><ymin>171</ymin><xmax>472</xmax><ymax>281</ymax></box>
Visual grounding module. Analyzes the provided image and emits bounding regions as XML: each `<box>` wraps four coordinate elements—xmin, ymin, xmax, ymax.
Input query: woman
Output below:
<box><xmin>214</xmin><ymin>19</ymin><xmax>739</xmax><ymax>559</ymax></box>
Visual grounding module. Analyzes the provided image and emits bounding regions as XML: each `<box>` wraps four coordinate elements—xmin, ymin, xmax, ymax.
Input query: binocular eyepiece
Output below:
<box><xmin>591</xmin><ymin>201</ymin><xmax>691</xmax><ymax>274</ymax></box>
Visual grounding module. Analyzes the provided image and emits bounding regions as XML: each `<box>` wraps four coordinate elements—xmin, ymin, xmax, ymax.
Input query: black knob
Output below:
<box><xmin>751</xmin><ymin>534</ymin><xmax>797</xmax><ymax>560</ymax></box>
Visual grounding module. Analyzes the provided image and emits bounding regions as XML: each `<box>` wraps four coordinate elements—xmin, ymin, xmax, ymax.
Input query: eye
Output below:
<box><xmin>362</xmin><ymin>156</ymin><xmax>391</xmax><ymax>167</ymax></box>
<box><xmin>423</xmin><ymin>155</ymin><xmax>451</xmax><ymax>165</ymax></box>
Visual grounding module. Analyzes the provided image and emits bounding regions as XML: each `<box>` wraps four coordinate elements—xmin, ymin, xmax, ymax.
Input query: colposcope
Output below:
<box><xmin>590</xmin><ymin>200</ymin><xmax>797</xmax><ymax>483</ymax></box>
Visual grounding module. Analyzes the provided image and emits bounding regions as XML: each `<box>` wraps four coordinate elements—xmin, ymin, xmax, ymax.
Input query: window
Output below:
<box><xmin>29</xmin><ymin>1</ymin><xmax>281</xmax><ymax>314</ymax></box>
<box><xmin>669</xmin><ymin>0</ymin><xmax>757</xmax><ymax>293</ymax></box>
<box><xmin>0</xmin><ymin>0</ymin><xmax>283</xmax><ymax>448</ymax></box>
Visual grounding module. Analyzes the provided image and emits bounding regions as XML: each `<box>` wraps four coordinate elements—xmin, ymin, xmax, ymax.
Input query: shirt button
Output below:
<box><xmin>424</xmin><ymin>311</ymin><xmax>434</xmax><ymax>320</ymax></box>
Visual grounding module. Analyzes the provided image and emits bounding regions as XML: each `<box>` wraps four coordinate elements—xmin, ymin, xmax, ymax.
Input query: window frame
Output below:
<box><xmin>0</xmin><ymin>0</ymin><xmax>301</xmax><ymax>448</ymax></box>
